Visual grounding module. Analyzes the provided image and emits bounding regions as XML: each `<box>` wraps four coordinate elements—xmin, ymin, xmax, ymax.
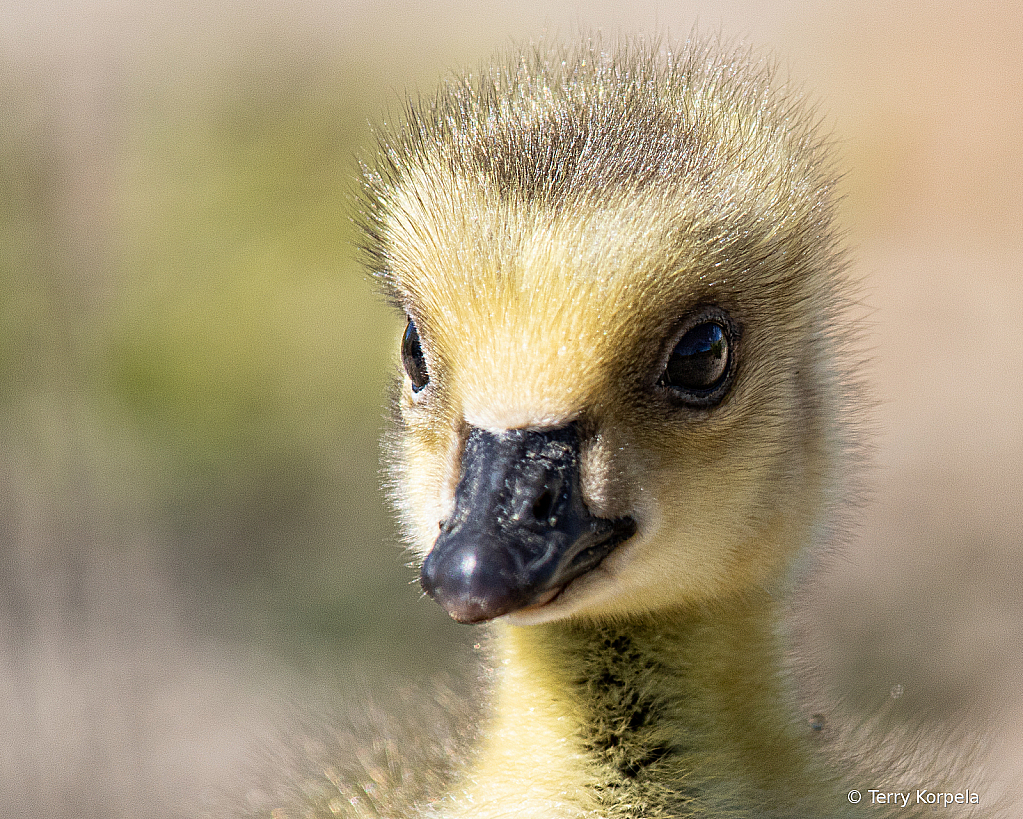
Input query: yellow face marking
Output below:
<box><xmin>384</xmin><ymin>163</ymin><xmax>723</xmax><ymax>430</ymax></box>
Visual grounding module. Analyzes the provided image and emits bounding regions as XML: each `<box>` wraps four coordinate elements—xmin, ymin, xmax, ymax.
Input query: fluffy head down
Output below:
<box><xmin>362</xmin><ymin>35</ymin><xmax>855</xmax><ymax>623</ymax></box>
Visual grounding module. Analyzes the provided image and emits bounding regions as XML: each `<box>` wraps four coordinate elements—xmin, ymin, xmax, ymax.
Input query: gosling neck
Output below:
<box><xmin>460</xmin><ymin>598</ymin><xmax>843</xmax><ymax>819</ymax></box>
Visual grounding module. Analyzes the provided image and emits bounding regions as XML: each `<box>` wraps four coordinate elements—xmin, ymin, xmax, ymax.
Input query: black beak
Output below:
<box><xmin>420</xmin><ymin>423</ymin><xmax>636</xmax><ymax>623</ymax></box>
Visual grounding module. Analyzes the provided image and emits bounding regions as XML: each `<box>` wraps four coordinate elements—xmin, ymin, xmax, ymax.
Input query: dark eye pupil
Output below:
<box><xmin>659</xmin><ymin>322</ymin><xmax>729</xmax><ymax>394</ymax></box>
<box><xmin>402</xmin><ymin>319</ymin><xmax>429</xmax><ymax>392</ymax></box>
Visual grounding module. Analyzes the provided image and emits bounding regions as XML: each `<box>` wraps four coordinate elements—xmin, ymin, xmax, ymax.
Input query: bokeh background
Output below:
<box><xmin>0</xmin><ymin>1</ymin><xmax>1020</xmax><ymax>816</ymax></box>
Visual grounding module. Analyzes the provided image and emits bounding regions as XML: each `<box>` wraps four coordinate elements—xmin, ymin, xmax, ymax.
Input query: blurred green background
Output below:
<box><xmin>0</xmin><ymin>2</ymin><xmax>1020</xmax><ymax>817</ymax></box>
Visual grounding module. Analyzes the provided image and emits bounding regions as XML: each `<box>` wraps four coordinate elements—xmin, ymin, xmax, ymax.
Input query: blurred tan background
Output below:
<box><xmin>0</xmin><ymin>1</ymin><xmax>1019</xmax><ymax>816</ymax></box>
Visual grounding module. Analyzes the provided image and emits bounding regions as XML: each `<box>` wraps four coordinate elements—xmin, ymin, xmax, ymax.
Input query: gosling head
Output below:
<box><xmin>362</xmin><ymin>37</ymin><xmax>851</xmax><ymax>626</ymax></box>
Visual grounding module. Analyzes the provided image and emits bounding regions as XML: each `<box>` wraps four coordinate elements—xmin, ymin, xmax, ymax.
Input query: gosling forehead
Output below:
<box><xmin>380</xmin><ymin>163</ymin><xmax>825</xmax><ymax>432</ymax></box>
<box><xmin>383</xmin><ymin>169</ymin><xmax>728</xmax><ymax>427</ymax></box>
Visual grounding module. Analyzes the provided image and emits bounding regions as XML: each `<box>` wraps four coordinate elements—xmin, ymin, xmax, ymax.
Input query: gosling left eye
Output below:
<box><xmin>657</xmin><ymin>320</ymin><xmax>733</xmax><ymax>405</ymax></box>
<box><xmin>401</xmin><ymin>318</ymin><xmax>429</xmax><ymax>392</ymax></box>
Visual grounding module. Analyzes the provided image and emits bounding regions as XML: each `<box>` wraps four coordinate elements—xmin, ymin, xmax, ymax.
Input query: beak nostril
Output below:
<box><xmin>532</xmin><ymin>489</ymin><xmax>554</xmax><ymax>523</ymax></box>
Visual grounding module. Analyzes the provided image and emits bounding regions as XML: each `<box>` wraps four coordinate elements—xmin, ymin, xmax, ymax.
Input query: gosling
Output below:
<box><xmin>253</xmin><ymin>34</ymin><xmax>996</xmax><ymax>819</ymax></box>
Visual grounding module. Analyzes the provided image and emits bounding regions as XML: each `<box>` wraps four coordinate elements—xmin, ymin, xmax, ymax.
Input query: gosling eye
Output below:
<box><xmin>657</xmin><ymin>319</ymin><xmax>733</xmax><ymax>406</ymax></box>
<box><xmin>401</xmin><ymin>318</ymin><xmax>429</xmax><ymax>392</ymax></box>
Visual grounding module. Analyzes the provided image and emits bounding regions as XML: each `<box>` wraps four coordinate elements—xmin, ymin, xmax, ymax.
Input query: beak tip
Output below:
<box><xmin>420</xmin><ymin>537</ymin><xmax>528</xmax><ymax>623</ymax></box>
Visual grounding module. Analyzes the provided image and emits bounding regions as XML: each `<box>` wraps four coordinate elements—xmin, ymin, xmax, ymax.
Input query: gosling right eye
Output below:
<box><xmin>401</xmin><ymin>318</ymin><xmax>429</xmax><ymax>392</ymax></box>
<box><xmin>656</xmin><ymin>312</ymin><xmax>736</xmax><ymax>407</ymax></box>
